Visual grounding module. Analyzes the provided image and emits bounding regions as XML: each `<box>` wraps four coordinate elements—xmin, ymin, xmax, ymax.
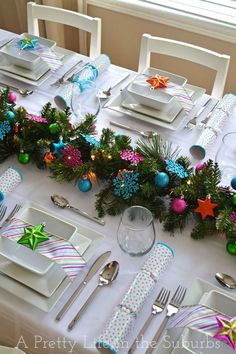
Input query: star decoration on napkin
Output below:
<box><xmin>18</xmin><ymin>223</ymin><xmax>49</xmax><ymax>250</ymax></box>
<box><xmin>146</xmin><ymin>74</ymin><xmax>169</xmax><ymax>89</ymax></box>
<box><xmin>213</xmin><ymin>315</ymin><xmax>236</xmax><ymax>350</ymax></box>
<box><xmin>19</xmin><ymin>37</ymin><xmax>38</xmax><ymax>50</ymax></box>
<box><xmin>194</xmin><ymin>196</ymin><xmax>218</xmax><ymax>220</ymax></box>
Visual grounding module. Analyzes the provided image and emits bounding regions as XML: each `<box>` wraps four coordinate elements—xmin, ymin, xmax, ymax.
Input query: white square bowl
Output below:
<box><xmin>199</xmin><ymin>289</ymin><xmax>236</xmax><ymax>316</ymax></box>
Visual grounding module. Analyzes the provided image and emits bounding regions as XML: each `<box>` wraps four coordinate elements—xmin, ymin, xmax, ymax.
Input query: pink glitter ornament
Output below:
<box><xmin>61</xmin><ymin>145</ymin><xmax>83</xmax><ymax>169</ymax></box>
<box><xmin>25</xmin><ymin>114</ymin><xmax>47</xmax><ymax>123</ymax></box>
<box><xmin>120</xmin><ymin>149</ymin><xmax>144</xmax><ymax>165</ymax></box>
<box><xmin>171</xmin><ymin>198</ymin><xmax>187</xmax><ymax>213</ymax></box>
<box><xmin>8</xmin><ymin>92</ymin><xmax>17</xmax><ymax>103</ymax></box>
<box><xmin>195</xmin><ymin>162</ymin><xmax>206</xmax><ymax>173</ymax></box>
<box><xmin>230</xmin><ymin>211</ymin><xmax>236</xmax><ymax>223</ymax></box>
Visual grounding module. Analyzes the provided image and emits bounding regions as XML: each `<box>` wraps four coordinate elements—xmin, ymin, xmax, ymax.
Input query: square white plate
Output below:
<box><xmin>0</xmin><ymin>346</ymin><xmax>25</xmax><ymax>354</ymax></box>
<box><xmin>142</xmin><ymin>68</ymin><xmax>187</xmax><ymax>87</ymax></box>
<box><xmin>199</xmin><ymin>290</ymin><xmax>236</xmax><ymax>317</ymax></box>
<box><xmin>0</xmin><ymin>254</ymin><xmax>67</xmax><ymax>298</ymax></box>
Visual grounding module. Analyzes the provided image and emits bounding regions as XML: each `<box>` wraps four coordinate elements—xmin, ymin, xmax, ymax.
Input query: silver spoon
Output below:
<box><xmin>215</xmin><ymin>272</ymin><xmax>236</xmax><ymax>289</ymax></box>
<box><xmin>51</xmin><ymin>194</ymin><xmax>105</xmax><ymax>226</ymax></box>
<box><xmin>68</xmin><ymin>260</ymin><xmax>119</xmax><ymax>330</ymax></box>
<box><xmin>0</xmin><ymin>82</ymin><xmax>33</xmax><ymax>97</ymax></box>
<box><xmin>96</xmin><ymin>73</ymin><xmax>130</xmax><ymax>99</ymax></box>
<box><xmin>110</xmin><ymin>120</ymin><xmax>157</xmax><ymax>139</ymax></box>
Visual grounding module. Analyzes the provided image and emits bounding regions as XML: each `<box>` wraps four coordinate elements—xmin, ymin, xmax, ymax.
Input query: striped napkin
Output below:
<box><xmin>164</xmin><ymin>83</ymin><xmax>194</xmax><ymax>113</ymax></box>
<box><xmin>1</xmin><ymin>218</ymin><xmax>86</xmax><ymax>279</ymax></box>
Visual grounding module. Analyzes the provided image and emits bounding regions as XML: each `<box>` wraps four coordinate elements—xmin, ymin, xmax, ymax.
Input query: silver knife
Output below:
<box><xmin>55</xmin><ymin>251</ymin><xmax>111</xmax><ymax>321</ymax></box>
<box><xmin>194</xmin><ymin>97</ymin><xmax>212</xmax><ymax>118</ymax></box>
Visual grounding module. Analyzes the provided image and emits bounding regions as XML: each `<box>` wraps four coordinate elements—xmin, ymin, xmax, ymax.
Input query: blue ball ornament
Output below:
<box><xmin>231</xmin><ymin>177</ymin><xmax>236</xmax><ymax>190</ymax></box>
<box><xmin>5</xmin><ymin>110</ymin><xmax>15</xmax><ymax>121</ymax></box>
<box><xmin>154</xmin><ymin>172</ymin><xmax>170</xmax><ymax>188</ymax></box>
<box><xmin>77</xmin><ymin>177</ymin><xmax>92</xmax><ymax>192</ymax></box>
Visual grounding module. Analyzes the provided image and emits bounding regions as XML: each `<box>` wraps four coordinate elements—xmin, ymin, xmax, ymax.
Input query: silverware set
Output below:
<box><xmin>0</xmin><ymin>82</ymin><xmax>33</xmax><ymax>97</ymax></box>
<box><xmin>50</xmin><ymin>59</ymin><xmax>84</xmax><ymax>86</ymax></box>
<box><xmin>0</xmin><ymin>203</ymin><xmax>21</xmax><ymax>229</ymax></box>
<box><xmin>185</xmin><ymin>98</ymin><xmax>219</xmax><ymax>130</ymax></box>
<box><xmin>110</xmin><ymin>120</ymin><xmax>157</xmax><ymax>139</ymax></box>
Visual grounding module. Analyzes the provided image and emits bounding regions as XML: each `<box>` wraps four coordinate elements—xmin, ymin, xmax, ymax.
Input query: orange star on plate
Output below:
<box><xmin>146</xmin><ymin>75</ymin><xmax>169</xmax><ymax>89</ymax></box>
<box><xmin>195</xmin><ymin>197</ymin><xmax>218</xmax><ymax>220</ymax></box>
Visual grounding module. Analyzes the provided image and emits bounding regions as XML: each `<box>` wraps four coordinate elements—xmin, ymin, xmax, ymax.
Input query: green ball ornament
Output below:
<box><xmin>49</xmin><ymin>123</ymin><xmax>60</xmax><ymax>135</ymax></box>
<box><xmin>232</xmin><ymin>194</ymin><xmax>236</xmax><ymax>206</ymax></box>
<box><xmin>18</xmin><ymin>152</ymin><xmax>30</xmax><ymax>164</ymax></box>
<box><xmin>77</xmin><ymin>177</ymin><xmax>92</xmax><ymax>192</ymax></box>
<box><xmin>226</xmin><ymin>240</ymin><xmax>236</xmax><ymax>255</ymax></box>
<box><xmin>154</xmin><ymin>172</ymin><xmax>169</xmax><ymax>188</ymax></box>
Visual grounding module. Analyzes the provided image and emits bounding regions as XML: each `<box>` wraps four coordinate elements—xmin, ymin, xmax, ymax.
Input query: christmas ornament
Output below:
<box><xmin>61</xmin><ymin>145</ymin><xmax>83</xmax><ymax>168</ymax></box>
<box><xmin>171</xmin><ymin>198</ymin><xmax>187</xmax><ymax>214</ymax></box>
<box><xmin>113</xmin><ymin>170</ymin><xmax>140</xmax><ymax>200</ymax></box>
<box><xmin>8</xmin><ymin>92</ymin><xmax>17</xmax><ymax>103</ymax></box>
<box><xmin>43</xmin><ymin>152</ymin><xmax>55</xmax><ymax>165</ymax></box>
<box><xmin>195</xmin><ymin>162</ymin><xmax>205</xmax><ymax>173</ymax></box>
<box><xmin>120</xmin><ymin>149</ymin><xmax>144</xmax><ymax>164</ymax></box>
<box><xmin>77</xmin><ymin>177</ymin><xmax>92</xmax><ymax>192</ymax></box>
<box><xmin>81</xmin><ymin>133</ymin><xmax>100</xmax><ymax>147</ymax></box>
<box><xmin>226</xmin><ymin>240</ymin><xmax>236</xmax><ymax>255</ymax></box>
<box><xmin>18</xmin><ymin>151</ymin><xmax>30</xmax><ymax>164</ymax></box>
<box><xmin>231</xmin><ymin>177</ymin><xmax>236</xmax><ymax>190</ymax></box>
<box><xmin>146</xmin><ymin>75</ymin><xmax>169</xmax><ymax>89</ymax></box>
<box><xmin>5</xmin><ymin>110</ymin><xmax>15</xmax><ymax>121</ymax></box>
<box><xmin>165</xmin><ymin>159</ymin><xmax>188</xmax><ymax>178</ymax></box>
<box><xmin>18</xmin><ymin>223</ymin><xmax>49</xmax><ymax>250</ymax></box>
<box><xmin>49</xmin><ymin>123</ymin><xmax>60</xmax><ymax>134</ymax></box>
<box><xmin>232</xmin><ymin>194</ymin><xmax>236</xmax><ymax>206</ymax></box>
<box><xmin>52</xmin><ymin>138</ymin><xmax>66</xmax><ymax>155</ymax></box>
<box><xmin>18</xmin><ymin>37</ymin><xmax>38</xmax><ymax>50</ymax></box>
<box><xmin>213</xmin><ymin>315</ymin><xmax>236</xmax><ymax>350</ymax></box>
<box><xmin>25</xmin><ymin>114</ymin><xmax>47</xmax><ymax>123</ymax></box>
<box><xmin>195</xmin><ymin>197</ymin><xmax>218</xmax><ymax>220</ymax></box>
<box><xmin>154</xmin><ymin>172</ymin><xmax>169</xmax><ymax>188</ymax></box>
<box><xmin>0</xmin><ymin>120</ymin><xmax>11</xmax><ymax>140</ymax></box>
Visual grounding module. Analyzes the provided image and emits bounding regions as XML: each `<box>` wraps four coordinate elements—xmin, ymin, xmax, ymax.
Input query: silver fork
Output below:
<box><xmin>50</xmin><ymin>59</ymin><xmax>83</xmax><ymax>86</ymax></box>
<box><xmin>0</xmin><ymin>205</ymin><xmax>7</xmax><ymax>221</ymax></box>
<box><xmin>145</xmin><ymin>285</ymin><xmax>187</xmax><ymax>354</ymax></box>
<box><xmin>0</xmin><ymin>204</ymin><xmax>22</xmax><ymax>229</ymax></box>
<box><xmin>128</xmin><ymin>288</ymin><xmax>170</xmax><ymax>354</ymax></box>
<box><xmin>185</xmin><ymin>97</ymin><xmax>212</xmax><ymax>130</ymax></box>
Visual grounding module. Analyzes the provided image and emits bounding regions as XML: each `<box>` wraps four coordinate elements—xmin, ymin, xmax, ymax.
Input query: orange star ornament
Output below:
<box><xmin>146</xmin><ymin>75</ymin><xmax>169</xmax><ymax>89</ymax></box>
<box><xmin>195</xmin><ymin>197</ymin><xmax>218</xmax><ymax>220</ymax></box>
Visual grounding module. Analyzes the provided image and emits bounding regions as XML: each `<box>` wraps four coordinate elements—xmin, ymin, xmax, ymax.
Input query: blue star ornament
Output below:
<box><xmin>18</xmin><ymin>37</ymin><xmax>38</xmax><ymax>50</ymax></box>
<box><xmin>52</xmin><ymin>138</ymin><xmax>66</xmax><ymax>155</ymax></box>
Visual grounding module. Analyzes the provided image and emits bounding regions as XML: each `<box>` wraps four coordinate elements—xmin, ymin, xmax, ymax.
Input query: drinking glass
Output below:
<box><xmin>117</xmin><ymin>206</ymin><xmax>155</xmax><ymax>256</ymax></box>
<box><xmin>215</xmin><ymin>132</ymin><xmax>236</xmax><ymax>186</ymax></box>
<box><xmin>70</xmin><ymin>81</ymin><xmax>100</xmax><ymax>127</ymax></box>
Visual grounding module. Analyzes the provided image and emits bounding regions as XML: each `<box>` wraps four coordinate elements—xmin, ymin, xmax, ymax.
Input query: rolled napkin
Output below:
<box><xmin>190</xmin><ymin>94</ymin><xmax>236</xmax><ymax>160</ymax></box>
<box><xmin>96</xmin><ymin>242</ymin><xmax>174</xmax><ymax>354</ymax></box>
<box><xmin>54</xmin><ymin>54</ymin><xmax>111</xmax><ymax>110</ymax></box>
<box><xmin>0</xmin><ymin>167</ymin><xmax>22</xmax><ymax>202</ymax></box>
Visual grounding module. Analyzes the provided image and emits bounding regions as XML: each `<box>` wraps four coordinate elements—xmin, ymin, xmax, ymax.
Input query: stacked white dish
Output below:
<box><xmin>0</xmin><ymin>202</ymin><xmax>104</xmax><ymax>311</ymax></box>
<box><xmin>154</xmin><ymin>278</ymin><xmax>236</xmax><ymax>353</ymax></box>
<box><xmin>0</xmin><ymin>33</ymin><xmax>55</xmax><ymax>86</ymax></box>
<box><xmin>106</xmin><ymin>67</ymin><xmax>206</xmax><ymax>131</ymax></box>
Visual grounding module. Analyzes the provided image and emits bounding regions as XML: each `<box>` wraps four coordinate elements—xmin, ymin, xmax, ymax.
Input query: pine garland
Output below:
<box><xmin>0</xmin><ymin>87</ymin><xmax>236</xmax><ymax>254</ymax></box>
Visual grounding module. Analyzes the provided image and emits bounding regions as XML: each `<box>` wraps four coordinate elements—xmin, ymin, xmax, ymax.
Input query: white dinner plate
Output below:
<box><xmin>0</xmin><ymin>59</ymin><xmax>50</xmax><ymax>81</ymax></box>
<box><xmin>0</xmin><ymin>254</ymin><xmax>67</xmax><ymax>298</ymax></box>
<box><xmin>105</xmin><ymin>84</ymin><xmax>205</xmax><ymax>131</ymax></box>
<box><xmin>199</xmin><ymin>290</ymin><xmax>236</xmax><ymax>317</ymax></box>
<box><xmin>0</xmin><ymin>271</ymin><xmax>71</xmax><ymax>312</ymax></box>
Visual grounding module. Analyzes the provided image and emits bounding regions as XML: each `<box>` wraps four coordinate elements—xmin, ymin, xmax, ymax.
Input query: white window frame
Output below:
<box><xmin>86</xmin><ymin>0</ymin><xmax>236</xmax><ymax>44</ymax></box>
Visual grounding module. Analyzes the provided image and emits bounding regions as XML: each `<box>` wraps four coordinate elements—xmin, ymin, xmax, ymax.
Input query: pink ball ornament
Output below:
<box><xmin>171</xmin><ymin>198</ymin><xmax>187</xmax><ymax>213</ymax></box>
<box><xmin>195</xmin><ymin>162</ymin><xmax>205</xmax><ymax>173</ymax></box>
<box><xmin>8</xmin><ymin>92</ymin><xmax>17</xmax><ymax>104</ymax></box>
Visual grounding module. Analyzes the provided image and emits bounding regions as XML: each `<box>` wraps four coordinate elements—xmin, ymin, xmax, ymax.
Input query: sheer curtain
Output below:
<box><xmin>0</xmin><ymin>0</ymin><xmax>88</xmax><ymax>55</ymax></box>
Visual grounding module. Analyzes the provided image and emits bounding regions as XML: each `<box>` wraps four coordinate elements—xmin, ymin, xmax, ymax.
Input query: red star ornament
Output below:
<box><xmin>195</xmin><ymin>197</ymin><xmax>218</xmax><ymax>220</ymax></box>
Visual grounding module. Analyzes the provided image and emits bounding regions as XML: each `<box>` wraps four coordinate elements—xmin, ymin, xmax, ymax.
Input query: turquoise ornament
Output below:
<box><xmin>18</xmin><ymin>37</ymin><xmax>38</xmax><ymax>50</ymax></box>
<box><xmin>52</xmin><ymin>138</ymin><xmax>66</xmax><ymax>155</ymax></box>
<box><xmin>154</xmin><ymin>172</ymin><xmax>169</xmax><ymax>188</ymax></box>
<box><xmin>5</xmin><ymin>110</ymin><xmax>15</xmax><ymax>121</ymax></box>
<box><xmin>77</xmin><ymin>177</ymin><xmax>92</xmax><ymax>192</ymax></box>
<box><xmin>231</xmin><ymin>177</ymin><xmax>236</xmax><ymax>190</ymax></box>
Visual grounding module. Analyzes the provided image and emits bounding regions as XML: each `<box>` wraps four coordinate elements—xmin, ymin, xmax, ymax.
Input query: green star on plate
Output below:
<box><xmin>18</xmin><ymin>223</ymin><xmax>49</xmax><ymax>250</ymax></box>
<box><xmin>19</xmin><ymin>37</ymin><xmax>38</xmax><ymax>50</ymax></box>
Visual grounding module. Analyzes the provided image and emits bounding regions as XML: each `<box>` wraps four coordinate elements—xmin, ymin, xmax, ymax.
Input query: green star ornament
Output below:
<box><xmin>18</xmin><ymin>223</ymin><xmax>49</xmax><ymax>250</ymax></box>
<box><xmin>19</xmin><ymin>37</ymin><xmax>38</xmax><ymax>50</ymax></box>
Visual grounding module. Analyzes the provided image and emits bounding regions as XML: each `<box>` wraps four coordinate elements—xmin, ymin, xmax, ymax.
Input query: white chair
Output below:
<box><xmin>138</xmin><ymin>33</ymin><xmax>230</xmax><ymax>98</ymax></box>
<box><xmin>27</xmin><ymin>1</ymin><xmax>101</xmax><ymax>58</ymax></box>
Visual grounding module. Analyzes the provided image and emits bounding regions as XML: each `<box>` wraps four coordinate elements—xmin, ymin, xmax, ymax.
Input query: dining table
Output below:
<box><xmin>0</xmin><ymin>28</ymin><xmax>236</xmax><ymax>354</ymax></box>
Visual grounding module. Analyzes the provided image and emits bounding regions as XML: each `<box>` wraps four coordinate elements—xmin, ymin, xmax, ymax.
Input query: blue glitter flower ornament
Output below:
<box><xmin>113</xmin><ymin>170</ymin><xmax>140</xmax><ymax>200</ymax></box>
<box><xmin>0</xmin><ymin>120</ymin><xmax>11</xmax><ymax>140</ymax></box>
<box><xmin>165</xmin><ymin>159</ymin><xmax>188</xmax><ymax>179</ymax></box>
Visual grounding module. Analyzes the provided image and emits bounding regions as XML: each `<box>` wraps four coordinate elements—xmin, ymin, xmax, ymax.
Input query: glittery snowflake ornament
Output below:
<box><xmin>120</xmin><ymin>149</ymin><xmax>144</xmax><ymax>165</ymax></box>
<box><xmin>0</xmin><ymin>120</ymin><xmax>11</xmax><ymax>140</ymax></box>
<box><xmin>113</xmin><ymin>170</ymin><xmax>140</xmax><ymax>200</ymax></box>
<box><xmin>61</xmin><ymin>145</ymin><xmax>83</xmax><ymax>168</ymax></box>
<box><xmin>165</xmin><ymin>159</ymin><xmax>188</xmax><ymax>179</ymax></box>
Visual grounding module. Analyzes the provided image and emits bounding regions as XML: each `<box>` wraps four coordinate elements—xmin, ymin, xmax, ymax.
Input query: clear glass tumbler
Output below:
<box><xmin>117</xmin><ymin>206</ymin><xmax>155</xmax><ymax>256</ymax></box>
<box><xmin>215</xmin><ymin>132</ymin><xmax>236</xmax><ymax>186</ymax></box>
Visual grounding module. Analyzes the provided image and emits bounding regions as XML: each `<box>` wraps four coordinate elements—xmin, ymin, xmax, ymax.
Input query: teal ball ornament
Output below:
<box><xmin>77</xmin><ymin>177</ymin><xmax>92</xmax><ymax>192</ymax></box>
<box><xmin>5</xmin><ymin>110</ymin><xmax>15</xmax><ymax>121</ymax></box>
<box><xmin>231</xmin><ymin>177</ymin><xmax>236</xmax><ymax>190</ymax></box>
<box><xmin>154</xmin><ymin>172</ymin><xmax>169</xmax><ymax>188</ymax></box>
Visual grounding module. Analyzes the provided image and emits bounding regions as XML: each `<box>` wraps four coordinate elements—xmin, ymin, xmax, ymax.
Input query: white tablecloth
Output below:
<box><xmin>0</xmin><ymin>29</ymin><xmax>235</xmax><ymax>354</ymax></box>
